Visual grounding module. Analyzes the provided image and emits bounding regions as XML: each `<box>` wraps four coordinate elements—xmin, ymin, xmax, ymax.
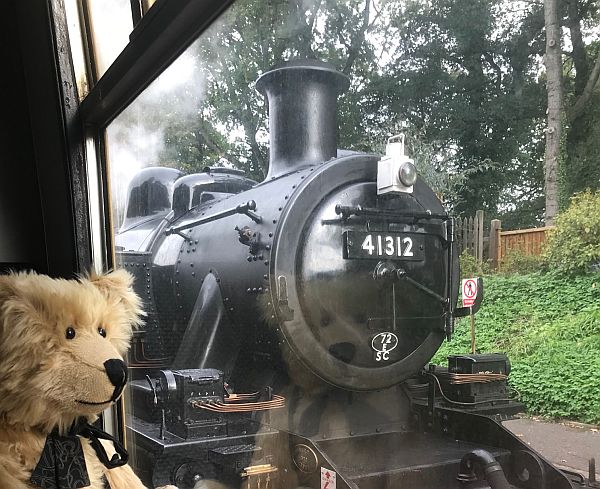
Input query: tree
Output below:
<box><xmin>108</xmin><ymin>0</ymin><xmax>599</xmax><ymax>230</ymax></box>
<box><xmin>543</xmin><ymin>0</ymin><xmax>563</xmax><ymax>225</ymax></box>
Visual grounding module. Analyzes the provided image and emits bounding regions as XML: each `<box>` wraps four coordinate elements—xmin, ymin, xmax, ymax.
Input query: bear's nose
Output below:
<box><xmin>104</xmin><ymin>359</ymin><xmax>128</xmax><ymax>393</ymax></box>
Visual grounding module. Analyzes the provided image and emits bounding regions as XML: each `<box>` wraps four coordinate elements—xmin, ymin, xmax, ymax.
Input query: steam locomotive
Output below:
<box><xmin>116</xmin><ymin>60</ymin><xmax>590</xmax><ymax>489</ymax></box>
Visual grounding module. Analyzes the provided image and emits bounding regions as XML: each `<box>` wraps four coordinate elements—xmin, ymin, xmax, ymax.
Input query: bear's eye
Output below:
<box><xmin>98</xmin><ymin>327</ymin><xmax>107</xmax><ymax>338</ymax></box>
<box><xmin>65</xmin><ymin>327</ymin><xmax>76</xmax><ymax>340</ymax></box>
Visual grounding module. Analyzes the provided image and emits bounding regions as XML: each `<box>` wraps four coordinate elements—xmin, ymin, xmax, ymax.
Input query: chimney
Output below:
<box><xmin>255</xmin><ymin>59</ymin><xmax>350</xmax><ymax>180</ymax></box>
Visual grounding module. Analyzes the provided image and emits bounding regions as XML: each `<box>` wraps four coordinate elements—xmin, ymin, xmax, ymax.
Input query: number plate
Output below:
<box><xmin>343</xmin><ymin>231</ymin><xmax>424</xmax><ymax>260</ymax></box>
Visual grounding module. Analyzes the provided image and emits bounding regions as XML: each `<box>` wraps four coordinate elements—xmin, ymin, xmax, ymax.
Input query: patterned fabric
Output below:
<box><xmin>30</xmin><ymin>419</ymin><xmax>127</xmax><ymax>489</ymax></box>
<box><xmin>30</xmin><ymin>433</ymin><xmax>90</xmax><ymax>489</ymax></box>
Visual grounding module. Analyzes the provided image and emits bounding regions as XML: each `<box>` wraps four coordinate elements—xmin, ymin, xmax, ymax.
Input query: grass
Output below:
<box><xmin>433</xmin><ymin>272</ymin><xmax>600</xmax><ymax>423</ymax></box>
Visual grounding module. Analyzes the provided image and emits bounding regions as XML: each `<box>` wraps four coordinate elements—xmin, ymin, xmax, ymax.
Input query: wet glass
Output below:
<box><xmin>103</xmin><ymin>1</ymin><xmax>587</xmax><ymax>488</ymax></box>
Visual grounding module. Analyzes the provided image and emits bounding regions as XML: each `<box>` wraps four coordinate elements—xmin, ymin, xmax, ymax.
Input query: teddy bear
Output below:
<box><xmin>0</xmin><ymin>270</ymin><xmax>177</xmax><ymax>489</ymax></box>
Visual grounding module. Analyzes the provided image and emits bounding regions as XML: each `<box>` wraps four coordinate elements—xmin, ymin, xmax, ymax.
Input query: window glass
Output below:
<box><xmin>105</xmin><ymin>1</ymin><xmax>598</xmax><ymax>487</ymax></box>
<box><xmin>86</xmin><ymin>0</ymin><xmax>132</xmax><ymax>77</ymax></box>
<box><xmin>63</xmin><ymin>0</ymin><xmax>90</xmax><ymax>98</ymax></box>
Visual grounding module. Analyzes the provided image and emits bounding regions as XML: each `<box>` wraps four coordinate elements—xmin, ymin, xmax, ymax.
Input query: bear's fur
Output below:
<box><xmin>0</xmin><ymin>270</ymin><xmax>176</xmax><ymax>489</ymax></box>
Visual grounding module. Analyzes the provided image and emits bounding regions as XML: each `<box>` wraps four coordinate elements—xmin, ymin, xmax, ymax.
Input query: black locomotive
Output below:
<box><xmin>116</xmin><ymin>60</ymin><xmax>589</xmax><ymax>489</ymax></box>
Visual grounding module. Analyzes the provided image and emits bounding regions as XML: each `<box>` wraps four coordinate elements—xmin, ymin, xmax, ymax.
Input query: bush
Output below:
<box><xmin>459</xmin><ymin>249</ymin><xmax>491</xmax><ymax>278</ymax></box>
<box><xmin>499</xmin><ymin>249</ymin><xmax>546</xmax><ymax>275</ymax></box>
<box><xmin>433</xmin><ymin>272</ymin><xmax>600</xmax><ymax>423</ymax></box>
<box><xmin>544</xmin><ymin>190</ymin><xmax>600</xmax><ymax>275</ymax></box>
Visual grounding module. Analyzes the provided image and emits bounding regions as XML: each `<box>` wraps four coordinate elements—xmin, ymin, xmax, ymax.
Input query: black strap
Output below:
<box><xmin>75</xmin><ymin>421</ymin><xmax>129</xmax><ymax>469</ymax></box>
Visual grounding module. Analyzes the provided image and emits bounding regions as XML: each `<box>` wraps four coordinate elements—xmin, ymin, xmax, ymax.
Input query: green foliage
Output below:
<box><xmin>544</xmin><ymin>190</ymin><xmax>600</xmax><ymax>275</ymax></box>
<box><xmin>110</xmin><ymin>0</ymin><xmax>600</xmax><ymax>229</ymax></box>
<box><xmin>499</xmin><ymin>249</ymin><xmax>546</xmax><ymax>275</ymax></box>
<box><xmin>459</xmin><ymin>249</ymin><xmax>490</xmax><ymax>278</ymax></box>
<box><xmin>433</xmin><ymin>273</ymin><xmax>600</xmax><ymax>423</ymax></box>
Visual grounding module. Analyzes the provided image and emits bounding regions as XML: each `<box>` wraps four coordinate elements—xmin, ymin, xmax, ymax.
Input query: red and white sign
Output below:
<box><xmin>462</xmin><ymin>278</ymin><xmax>478</xmax><ymax>307</ymax></box>
<box><xmin>321</xmin><ymin>467</ymin><xmax>337</xmax><ymax>489</ymax></box>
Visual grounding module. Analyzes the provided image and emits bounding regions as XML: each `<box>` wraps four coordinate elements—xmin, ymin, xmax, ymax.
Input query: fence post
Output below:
<box><xmin>489</xmin><ymin>219</ymin><xmax>501</xmax><ymax>269</ymax></box>
<box><xmin>475</xmin><ymin>210</ymin><xmax>484</xmax><ymax>264</ymax></box>
<box><xmin>462</xmin><ymin>217</ymin><xmax>468</xmax><ymax>255</ymax></box>
<box><xmin>467</xmin><ymin>216</ymin><xmax>474</xmax><ymax>255</ymax></box>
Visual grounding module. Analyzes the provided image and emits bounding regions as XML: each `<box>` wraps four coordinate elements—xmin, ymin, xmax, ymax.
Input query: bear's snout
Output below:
<box><xmin>104</xmin><ymin>359</ymin><xmax>128</xmax><ymax>401</ymax></box>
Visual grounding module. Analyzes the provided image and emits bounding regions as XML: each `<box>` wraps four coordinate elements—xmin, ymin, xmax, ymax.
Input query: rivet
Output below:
<box><xmin>175</xmin><ymin>281</ymin><xmax>179</xmax><ymax>285</ymax></box>
<box><xmin>247</xmin><ymin>256</ymin><xmax>252</xmax><ymax>262</ymax></box>
<box><xmin>143</xmin><ymin>263</ymin><xmax>147</xmax><ymax>268</ymax></box>
<box><xmin>269</xmin><ymin>233</ymin><xmax>273</xmax><ymax>238</ymax></box>
<box><xmin>229</xmin><ymin>307</ymin><xmax>234</xmax><ymax>312</ymax></box>
<box><xmin>253</xmin><ymin>256</ymin><xmax>258</xmax><ymax>261</ymax></box>
<box><xmin>192</xmin><ymin>272</ymin><xmax>196</xmax><ymax>276</ymax></box>
<box><xmin>271</xmin><ymin>315</ymin><xmax>275</xmax><ymax>319</ymax></box>
<box><xmin>278</xmin><ymin>207</ymin><xmax>282</xmax><ymax>211</ymax></box>
<box><xmin>292</xmin><ymin>185</ymin><xmax>296</xmax><ymax>189</ymax></box>
<box><xmin>252</xmin><ymin>288</ymin><xmax>257</xmax><ymax>292</ymax></box>
<box><xmin>195</xmin><ymin>240</ymin><xmax>198</xmax><ymax>244</ymax></box>
<box><xmin>265</xmin><ymin>288</ymin><xmax>269</xmax><ymax>292</ymax></box>
<box><xmin>263</xmin><ymin>274</ymin><xmax>268</xmax><ymax>280</ymax></box>
<box><xmin>190</xmin><ymin>263</ymin><xmax>194</xmax><ymax>267</ymax></box>
<box><xmin>192</xmin><ymin>248</ymin><xmax>196</xmax><ymax>252</ymax></box>
<box><xmin>272</xmin><ymin>220</ymin><xmax>277</xmax><ymax>224</ymax></box>
<box><xmin>264</xmin><ymin>261</ymin><xmax>269</xmax><ymax>266</ymax></box>
<box><xmin>247</xmin><ymin>288</ymin><xmax>252</xmax><ymax>293</ymax></box>
<box><xmin>284</xmin><ymin>196</ymin><xmax>288</xmax><ymax>200</ymax></box>
<box><xmin>258</xmin><ymin>287</ymin><xmax>263</xmax><ymax>292</ymax></box>
<box><xmin>266</xmin><ymin>245</ymin><xmax>271</xmax><ymax>250</ymax></box>
<box><xmin>267</xmin><ymin>302</ymin><xmax>271</xmax><ymax>307</ymax></box>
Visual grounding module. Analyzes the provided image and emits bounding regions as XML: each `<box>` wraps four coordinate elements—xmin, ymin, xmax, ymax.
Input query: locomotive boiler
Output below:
<box><xmin>116</xmin><ymin>60</ymin><xmax>590</xmax><ymax>489</ymax></box>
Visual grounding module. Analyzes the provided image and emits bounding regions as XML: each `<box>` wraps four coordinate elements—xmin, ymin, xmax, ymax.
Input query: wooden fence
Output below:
<box><xmin>495</xmin><ymin>226</ymin><xmax>553</xmax><ymax>266</ymax></box>
<box><xmin>455</xmin><ymin>210</ymin><xmax>485</xmax><ymax>262</ymax></box>
<box><xmin>456</xmin><ymin>212</ymin><xmax>553</xmax><ymax>269</ymax></box>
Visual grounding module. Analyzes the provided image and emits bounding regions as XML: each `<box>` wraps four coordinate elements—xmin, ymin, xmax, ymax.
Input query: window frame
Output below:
<box><xmin>54</xmin><ymin>0</ymin><xmax>236</xmax><ymax>440</ymax></box>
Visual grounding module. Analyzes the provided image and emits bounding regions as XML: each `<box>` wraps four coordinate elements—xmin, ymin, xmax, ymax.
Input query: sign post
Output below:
<box><xmin>462</xmin><ymin>278</ymin><xmax>479</xmax><ymax>353</ymax></box>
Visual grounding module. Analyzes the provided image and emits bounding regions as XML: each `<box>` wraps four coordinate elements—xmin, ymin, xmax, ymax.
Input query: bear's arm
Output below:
<box><xmin>104</xmin><ymin>463</ymin><xmax>177</xmax><ymax>489</ymax></box>
<box><xmin>96</xmin><ymin>438</ymin><xmax>177</xmax><ymax>489</ymax></box>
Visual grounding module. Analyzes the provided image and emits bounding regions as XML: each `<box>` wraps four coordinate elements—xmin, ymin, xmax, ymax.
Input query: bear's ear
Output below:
<box><xmin>0</xmin><ymin>272</ymin><xmax>49</xmax><ymax>336</ymax></box>
<box><xmin>88</xmin><ymin>269</ymin><xmax>144</xmax><ymax>326</ymax></box>
<box><xmin>0</xmin><ymin>274</ymin><xmax>17</xmax><ymax>305</ymax></box>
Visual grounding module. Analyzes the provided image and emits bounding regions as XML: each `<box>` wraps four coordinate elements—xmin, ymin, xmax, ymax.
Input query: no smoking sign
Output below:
<box><xmin>462</xmin><ymin>278</ymin><xmax>478</xmax><ymax>307</ymax></box>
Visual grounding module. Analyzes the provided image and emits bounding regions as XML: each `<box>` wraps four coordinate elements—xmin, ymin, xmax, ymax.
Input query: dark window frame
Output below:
<box><xmin>80</xmin><ymin>0</ymin><xmax>235</xmax><ymax>128</ymax></box>
<box><xmin>45</xmin><ymin>0</ymin><xmax>235</xmax><ymax>440</ymax></box>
